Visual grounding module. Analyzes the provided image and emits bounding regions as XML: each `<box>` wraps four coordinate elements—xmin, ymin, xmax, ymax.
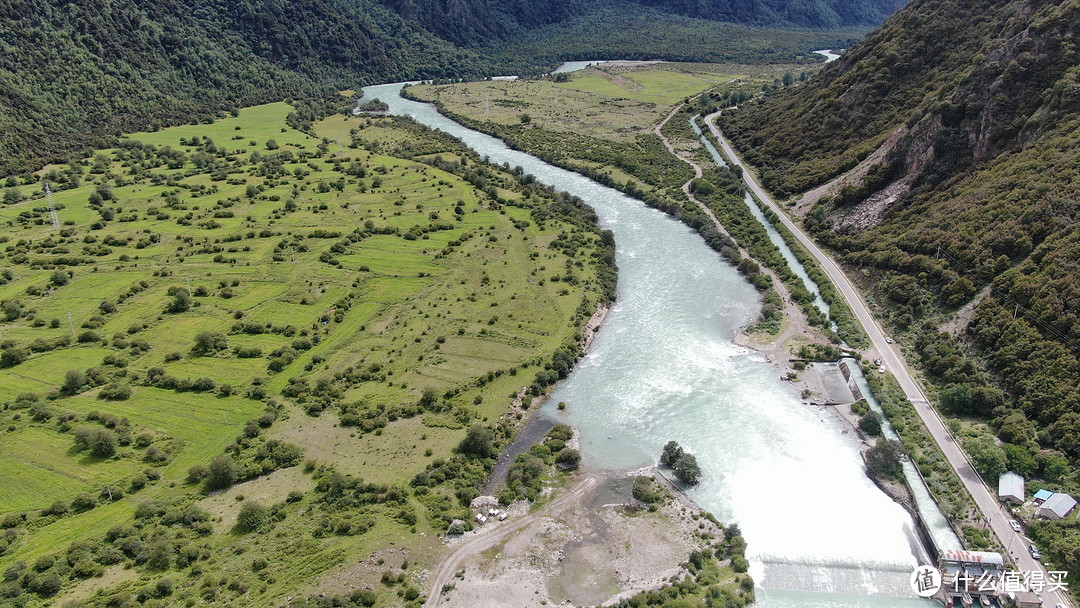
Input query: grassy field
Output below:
<box><xmin>0</xmin><ymin>100</ymin><xmax>613</xmax><ymax>606</ymax></box>
<box><xmin>410</xmin><ymin>62</ymin><xmax>807</xmax><ymax>145</ymax></box>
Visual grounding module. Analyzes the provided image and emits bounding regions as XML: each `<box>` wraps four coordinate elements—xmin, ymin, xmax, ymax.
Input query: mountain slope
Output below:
<box><xmin>0</xmin><ymin>0</ymin><xmax>905</xmax><ymax>176</ymax></box>
<box><xmin>719</xmin><ymin>0</ymin><xmax>1080</xmax><ymax>497</ymax></box>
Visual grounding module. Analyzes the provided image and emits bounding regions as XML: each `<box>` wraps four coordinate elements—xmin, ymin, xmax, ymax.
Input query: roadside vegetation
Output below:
<box><xmin>718</xmin><ymin>0</ymin><xmax>1080</xmax><ymax>590</ymax></box>
<box><xmin>0</xmin><ymin>101</ymin><xmax>615</xmax><ymax>606</ymax></box>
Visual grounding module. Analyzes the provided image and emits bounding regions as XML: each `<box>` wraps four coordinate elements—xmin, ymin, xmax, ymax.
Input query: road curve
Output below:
<box><xmin>704</xmin><ymin>112</ymin><xmax>1069</xmax><ymax>608</ymax></box>
<box><xmin>423</xmin><ymin>476</ymin><xmax>598</xmax><ymax>608</ymax></box>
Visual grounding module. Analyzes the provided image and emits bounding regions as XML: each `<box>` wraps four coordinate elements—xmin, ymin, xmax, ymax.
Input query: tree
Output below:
<box><xmin>192</xmin><ymin>331</ymin><xmax>228</xmax><ymax>355</ymax></box>
<box><xmin>3</xmin><ymin>187</ymin><xmax>21</xmax><ymax>205</ymax></box>
<box><xmin>1003</xmin><ymin>444</ymin><xmax>1038</xmax><ymax>478</ymax></box>
<box><xmin>74</xmin><ymin>427</ymin><xmax>118</xmax><ymax>458</ymax></box>
<box><xmin>556</xmin><ymin>448</ymin><xmax>580</xmax><ymax>469</ymax></box>
<box><xmin>458</xmin><ymin>425</ymin><xmax>497</xmax><ymax>459</ymax></box>
<box><xmin>940</xmin><ymin>383</ymin><xmax>973</xmax><ymax>414</ymax></box>
<box><xmin>673</xmin><ymin>453</ymin><xmax>701</xmax><ymax>485</ymax></box>
<box><xmin>1</xmin><ymin>299</ymin><xmax>22</xmax><ymax>321</ymax></box>
<box><xmin>965</xmin><ymin>435</ymin><xmax>1007</xmax><ymax>480</ymax></box>
<box><xmin>660</xmin><ymin>440</ymin><xmax>683</xmax><ymax>466</ymax></box>
<box><xmin>50</xmin><ymin>269</ymin><xmax>69</xmax><ymax>286</ymax></box>
<box><xmin>62</xmin><ymin>369</ymin><xmax>87</xmax><ymax>394</ymax></box>
<box><xmin>167</xmin><ymin>289</ymin><xmax>192</xmax><ymax>313</ymax></box>
<box><xmin>0</xmin><ymin>347</ymin><xmax>28</xmax><ymax>368</ymax></box>
<box><xmin>859</xmin><ymin>410</ymin><xmax>883</xmax><ymax>436</ymax></box>
<box><xmin>866</xmin><ymin>439</ymin><xmax>904</xmax><ymax>481</ymax></box>
<box><xmin>235</xmin><ymin>501</ymin><xmax>268</xmax><ymax>532</ymax></box>
<box><xmin>205</xmin><ymin>454</ymin><xmax>238</xmax><ymax>490</ymax></box>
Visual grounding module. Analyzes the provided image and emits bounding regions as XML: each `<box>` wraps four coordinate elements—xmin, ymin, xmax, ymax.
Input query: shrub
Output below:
<box><xmin>31</xmin><ymin>572</ymin><xmax>62</xmax><ymax>596</ymax></box>
<box><xmin>73</xmin><ymin>426</ymin><xmax>118</xmax><ymax>457</ymax></box>
<box><xmin>457</xmin><ymin>425</ymin><xmax>497</xmax><ymax>459</ymax></box>
<box><xmin>673</xmin><ymin>453</ymin><xmax>701</xmax><ymax>485</ymax></box>
<box><xmin>859</xmin><ymin>411</ymin><xmax>883</xmax><ymax>436</ymax></box>
<box><xmin>98</xmin><ymin>382</ymin><xmax>132</xmax><ymax>401</ymax></box>
<box><xmin>235</xmin><ymin>501</ymin><xmax>267</xmax><ymax>532</ymax></box>
<box><xmin>0</xmin><ymin>347</ymin><xmax>28</xmax><ymax>368</ymax></box>
<box><xmin>555</xmin><ymin>448</ymin><xmax>581</xmax><ymax>469</ymax></box>
<box><xmin>70</xmin><ymin>493</ymin><xmax>97</xmax><ymax>513</ymax></box>
<box><xmin>192</xmin><ymin>331</ymin><xmax>228</xmax><ymax>355</ymax></box>
<box><xmin>205</xmin><ymin>455</ymin><xmax>238</xmax><ymax>490</ymax></box>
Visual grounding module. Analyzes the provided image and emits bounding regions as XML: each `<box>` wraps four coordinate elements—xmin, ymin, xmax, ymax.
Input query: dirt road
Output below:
<box><xmin>423</xmin><ymin>477</ymin><xmax>598</xmax><ymax>608</ymax></box>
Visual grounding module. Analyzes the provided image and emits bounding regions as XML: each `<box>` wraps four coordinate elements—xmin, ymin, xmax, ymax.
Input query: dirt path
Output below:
<box><xmin>423</xmin><ymin>477</ymin><xmax>598</xmax><ymax>608</ymax></box>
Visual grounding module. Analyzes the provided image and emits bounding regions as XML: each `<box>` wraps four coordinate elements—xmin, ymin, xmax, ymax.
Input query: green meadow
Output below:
<box><xmin>0</xmin><ymin>100</ymin><xmax>613</xmax><ymax>606</ymax></box>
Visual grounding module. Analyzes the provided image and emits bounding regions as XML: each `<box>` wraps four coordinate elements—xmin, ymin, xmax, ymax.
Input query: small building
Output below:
<box><xmin>1038</xmin><ymin>493</ymin><xmax>1077</xmax><ymax>520</ymax></box>
<box><xmin>940</xmin><ymin>550</ymin><xmax>1004</xmax><ymax>603</ymax></box>
<box><xmin>998</xmin><ymin>472</ymin><xmax>1025</xmax><ymax>505</ymax></box>
<box><xmin>1033</xmin><ymin>489</ymin><xmax>1054</xmax><ymax>503</ymax></box>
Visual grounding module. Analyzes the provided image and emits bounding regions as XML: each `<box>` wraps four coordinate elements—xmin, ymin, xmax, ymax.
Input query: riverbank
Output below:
<box><xmin>431</xmin><ymin>471</ymin><xmax>737</xmax><ymax>608</ymax></box>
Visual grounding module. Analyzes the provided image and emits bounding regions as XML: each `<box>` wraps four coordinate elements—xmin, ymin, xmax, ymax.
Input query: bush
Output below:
<box><xmin>192</xmin><ymin>331</ymin><xmax>228</xmax><ymax>355</ymax></box>
<box><xmin>205</xmin><ymin>455</ymin><xmax>238</xmax><ymax>490</ymax></box>
<box><xmin>235</xmin><ymin>501</ymin><xmax>267</xmax><ymax>532</ymax></box>
<box><xmin>31</xmin><ymin>572</ymin><xmax>62</xmax><ymax>596</ymax></box>
<box><xmin>98</xmin><ymin>382</ymin><xmax>132</xmax><ymax>401</ymax></box>
<box><xmin>70</xmin><ymin>493</ymin><xmax>96</xmax><ymax>512</ymax></box>
<box><xmin>0</xmin><ymin>347</ymin><xmax>28</xmax><ymax>368</ymax></box>
<box><xmin>673</xmin><ymin>453</ymin><xmax>701</xmax><ymax>485</ymax></box>
<box><xmin>555</xmin><ymin>448</ymin><xmax>581</xmax><ymax>469</ymax></box>
<box><xmin>866</xmin><ymin>439</ymin><xmax>904</xmax><ymax>481</ymax></box>
<box><xmin>859</xmin><ymin>411</ymin><xmax>883</xmax><ymax>436</ymax></box>
<box><xmin>73</xmin><ymin>426</ymin><xmax>118</xmax><ymax>458</ymax></box>
<box><xmin>457</xmin><ymin>425</ymin><xmax>497</xmax><ymax>459</ymax></box>
<box><xmin>63</xmin><ymin>369</ymin><xmax>87</xmax><ymax>394</ymax></box>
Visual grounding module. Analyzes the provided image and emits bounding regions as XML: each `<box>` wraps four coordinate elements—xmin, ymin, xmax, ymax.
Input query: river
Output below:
<box><xmin>360</xmin><ymin>82</ymin><xmax>935</xmax><ymax>607</ymax></box>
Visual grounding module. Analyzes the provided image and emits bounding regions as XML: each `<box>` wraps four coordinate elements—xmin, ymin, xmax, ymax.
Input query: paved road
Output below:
<box><xmin>704</xmin><ymin>112</ymin><xmax>1070</xmax><ymax>608</ymax></box>
<box><xmin>423</xmin><ymin>477</ymin><xmax>598</xmax><ymax>608</ymax></box>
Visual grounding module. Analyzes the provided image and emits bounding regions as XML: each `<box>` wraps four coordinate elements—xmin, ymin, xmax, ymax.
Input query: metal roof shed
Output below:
<box><xmin>998</xmin><ymin>472</ymin><xmax>1025</xmax><ymax>505</ymax></box>
<box><xmin>1038</xmin><ymin>493</ymin><xmax>1077</xmax><ymax>520</ymax></box>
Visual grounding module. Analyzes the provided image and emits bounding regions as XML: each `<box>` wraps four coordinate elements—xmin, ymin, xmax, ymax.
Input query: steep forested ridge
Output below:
<box><xmin>719</xmin><ymin>0</ymin><xmax>1080</xmax><ymax>571</ymax></box>
<box><xmin>0</xmin><ymin>0</ymin><xmax>904</xmax><ymax>175</ymax></box>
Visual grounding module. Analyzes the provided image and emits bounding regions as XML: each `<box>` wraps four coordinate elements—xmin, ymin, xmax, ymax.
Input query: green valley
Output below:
<box><xmin>0</xmin><ymin>100</ymin><xmax>617</xmax><ymax>607</ymax></box>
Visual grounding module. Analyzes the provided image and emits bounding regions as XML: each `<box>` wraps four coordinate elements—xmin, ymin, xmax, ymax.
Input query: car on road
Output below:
<box><xmin>1010</xmin><ymin>519</ymin><xmax>1022</xmax><ymax>532</ymax></box>
<box><xmin>1030</xmin><ymin>544</ymin><xmax>1042</xmax><ymax>560</ymax></box>
<box><xmin>885</xmin><ymin>336</ymin><xmax>894</xmax><ymax>344</ymax></box>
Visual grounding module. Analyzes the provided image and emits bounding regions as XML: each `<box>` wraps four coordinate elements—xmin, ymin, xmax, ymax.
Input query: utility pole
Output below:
<box><xmin>187</xmin><ymin>277</ymin><xmax>192</xmax><ymax>296</ymax></box>
<box><xmin>67</xmin><ymin>311</ymin><xmax>75</xmax><ymax>335</ymax></box>
<box><xmin>45</xmin><ymin>183</ymin><xmax>60</xmax><ymax>229</ymax></box>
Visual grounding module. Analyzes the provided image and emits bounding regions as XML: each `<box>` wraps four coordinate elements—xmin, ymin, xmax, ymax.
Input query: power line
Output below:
<box><xmin>934</xmin><ymin>245</ymin><xmax>1079</xmax><ymax>350</ymax></box>
<box><xmin>44</xmin><ymin>183</ymin><xmax>60</xmax><ymax>229</ymax></box>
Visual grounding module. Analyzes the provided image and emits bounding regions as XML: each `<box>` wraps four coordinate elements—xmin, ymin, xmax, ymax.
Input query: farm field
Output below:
<box><xmin>0</xmin><ymin>100</ymin><xmax>614</xmax><ymax>606</ymax></box>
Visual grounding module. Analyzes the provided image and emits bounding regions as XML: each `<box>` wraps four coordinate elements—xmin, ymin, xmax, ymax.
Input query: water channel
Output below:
<box><xmin>690</xmin><ymin>116</ymin><xmax>834</xmax><ymax>328</ymax></box>
<box><xmin>360</xmin><ymin>82</ymin><xmax>935</xmax><ymax>607</ymax></box>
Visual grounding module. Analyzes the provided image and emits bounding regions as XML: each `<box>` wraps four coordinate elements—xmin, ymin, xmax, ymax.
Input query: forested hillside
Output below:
<box><xmin>0</xmin><ymin>0</ymin><xmax>904</xmax><ymax>176</ymax></box>
<box><xmin>719</xmin><ymin>0</ymin><xmax>1080</xmax><ymax>579</ymax></box>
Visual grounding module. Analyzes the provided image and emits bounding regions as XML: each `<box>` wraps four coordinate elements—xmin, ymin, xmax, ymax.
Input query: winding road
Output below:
<box><xmin>704</xmin><ymin>111</ymin><xmax>1069</xmax><ymax>608</ymax></box>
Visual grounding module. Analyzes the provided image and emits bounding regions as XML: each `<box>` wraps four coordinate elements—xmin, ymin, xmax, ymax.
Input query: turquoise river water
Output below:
<box><xmin>361</xmin><ymin>82</ymin><xmax>937</xmax><ymax>607</ymax></box>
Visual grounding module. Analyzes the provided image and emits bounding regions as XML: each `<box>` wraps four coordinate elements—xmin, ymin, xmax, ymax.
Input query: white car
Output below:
<box><xmin>885</xmin><ymin>336</ymin><xmax>894</xmax><ymax>344</ymax></box>
<box><xmin>1010</xmin><ymin>519</ymin><xmax>1022</xmax><ymax>532</ymax></box>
